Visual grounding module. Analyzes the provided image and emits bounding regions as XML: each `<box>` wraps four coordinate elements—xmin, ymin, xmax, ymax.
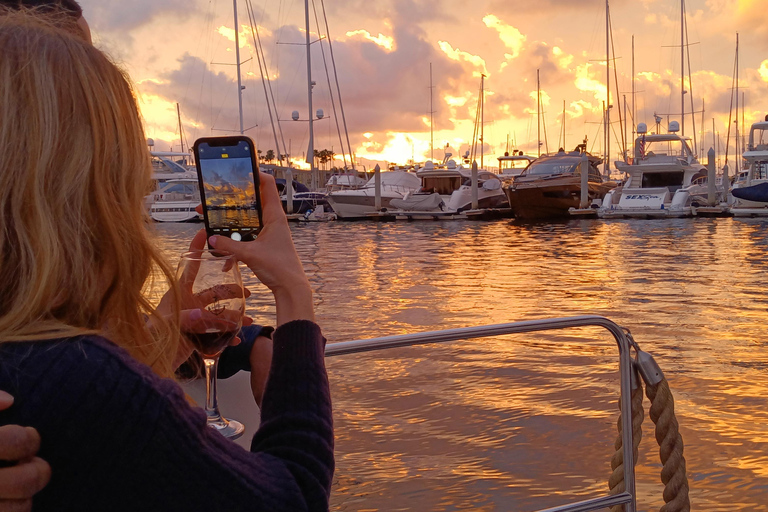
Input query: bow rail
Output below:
<box><xmin>325</xmin><ymin>315</ymin><xmax>637</xmax><ymax>512</ymax></box>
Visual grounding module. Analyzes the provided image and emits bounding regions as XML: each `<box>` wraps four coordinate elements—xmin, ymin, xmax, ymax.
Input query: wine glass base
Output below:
<box><xmin>208</xmin><ymin>417</ymin><xmax>245</xmax><ymax>440</ymax></box>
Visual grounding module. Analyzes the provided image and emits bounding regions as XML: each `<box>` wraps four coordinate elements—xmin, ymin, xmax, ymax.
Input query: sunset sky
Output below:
<box><xmin>79</xmin><ymin>0</ymin><xmax>768</xmax><ymax>171</ymax></box>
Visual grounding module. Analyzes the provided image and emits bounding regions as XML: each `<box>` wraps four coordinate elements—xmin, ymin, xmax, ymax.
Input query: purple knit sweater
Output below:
<box><xmin>0</xmin><ymin>320</ymin><xmax>334</xmax><ymax>511</ymax></box>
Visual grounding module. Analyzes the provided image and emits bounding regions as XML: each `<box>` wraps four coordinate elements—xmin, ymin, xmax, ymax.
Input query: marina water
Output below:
<box><xmin>158</xmin><ymin>218</ymin><xmax>768</xmax><ymax>511</ymax></box>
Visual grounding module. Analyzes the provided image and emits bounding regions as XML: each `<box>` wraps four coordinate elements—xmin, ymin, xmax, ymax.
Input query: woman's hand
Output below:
<box><xmin>208</xmin><ymin>172</ymin><xmax>314</xmax><ymax>327</ymax></box>
<box><xmin>0</xmin><ymin>391</ymin><xmax>51</xmax><ymax>511</ymax></box>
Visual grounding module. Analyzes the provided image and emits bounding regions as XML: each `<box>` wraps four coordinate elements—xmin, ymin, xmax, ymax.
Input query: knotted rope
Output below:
<box><xmin>607</xmin><ymin>334</ymin><xmax>691</xmax><ymax>512</ymax></box>
<box><xmin>646</xmin><ymin>378</ymin><xmax>690</xmax><ymax>512</ymax></box>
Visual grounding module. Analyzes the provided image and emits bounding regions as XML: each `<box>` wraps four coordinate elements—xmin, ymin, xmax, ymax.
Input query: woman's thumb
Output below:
<box><xmin>209</xmin><ymin>235</ymin><xmax>236</xmax><ymax>253</ymax></box>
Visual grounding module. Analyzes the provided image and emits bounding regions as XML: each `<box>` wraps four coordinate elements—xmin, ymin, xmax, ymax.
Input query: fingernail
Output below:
<box><xmin>190</xmin><ymin>309</ymin><xmax>203</xmax><ymax>321</ymax></box>
<box><xmin>208</xmin><ymin>236</ymin><xmax>218</xmax><ymax>247</ymax></box>
<box><xmin>0</xmin><ymin>390</ymin><xmax>13</xmax><ymax>405</ymax></box>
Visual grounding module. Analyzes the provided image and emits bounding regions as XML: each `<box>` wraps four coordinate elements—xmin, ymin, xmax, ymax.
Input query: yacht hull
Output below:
<box><xmin>326</xmin><ymin>193</ymin><xmax>401</xmax><ymax>219</ymax></box>
<box><xmin>149</xmin><ymin>201</ymin><xmax>202</xmax><ymax>222</ymax></box>
<box><xmin>505</xmin><ymin>177</ymin><xmax>612</xmax><ymax>219</ymax></box>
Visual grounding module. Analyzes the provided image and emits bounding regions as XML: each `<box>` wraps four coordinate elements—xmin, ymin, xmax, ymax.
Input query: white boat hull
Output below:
<box><xmin>149</xmin><ymin>201</ymin><xmax>202</xmax><ymax>222</ymax></box>
<box><xmin>326</xmin><ymin>192</ymin><xmax>403</xmax><ymax>219</ymax></box>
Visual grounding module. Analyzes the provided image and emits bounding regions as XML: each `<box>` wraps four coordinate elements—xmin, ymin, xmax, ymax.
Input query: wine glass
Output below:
<box><xmin>177</xmin><ymin>249</ymin><xmax>246</xmax><ymax>439</ymax></box>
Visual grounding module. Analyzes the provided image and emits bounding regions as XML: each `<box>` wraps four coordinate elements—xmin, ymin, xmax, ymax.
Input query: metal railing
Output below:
<box><xmin>325</xmin><ymin>315</ymin><xmax>636</xmax><ymax>512</ymax></box>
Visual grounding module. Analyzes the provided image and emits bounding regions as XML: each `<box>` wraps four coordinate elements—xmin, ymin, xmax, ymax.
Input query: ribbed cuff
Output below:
<box><xmin>271</xmin><ymin>320</ymin><xmax>326</xmax><ymax>367</ymax></box>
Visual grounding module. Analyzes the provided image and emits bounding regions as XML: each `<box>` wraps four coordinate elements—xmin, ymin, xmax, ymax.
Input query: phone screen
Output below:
<box><xmin>195</xmin><ymin>137</ymin><xmax>262</xmax><ymax>241</ymax></box>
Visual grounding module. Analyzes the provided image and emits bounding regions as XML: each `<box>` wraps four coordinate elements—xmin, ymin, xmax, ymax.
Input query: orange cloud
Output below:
<box><xmin>482</xmin><ymin>15</ymin><xmax>526</xmax><ymax>59</ymax></box>
<box><xmin>344</xmin><ymin>30</ymin><xmax>395</xmax><ymax>51</ymax></box>
<box><xmin>438</xmin><ymin>41</ymin><xmax>488</xmax><ymax>77</ymax></box>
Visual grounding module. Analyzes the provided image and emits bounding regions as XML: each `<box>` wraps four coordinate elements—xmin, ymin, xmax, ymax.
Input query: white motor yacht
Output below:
<box><xmin>599</xmin><ymin>121</ymin><xmax>722</xmax><ymax>218</ymax></box>
<box><xmin>729</xmin><ymin>117</ymin><xmax>768</xmax><ymax>217</ymax></box>
<box><xmin>326</xmin><ymin>170</ymin><xmax>421</xmax><ymax>219</ymax></box>
<box><xmin>149</xmin><ymin>178</ymin><xmax>202</xmax><ymax>222</ymax></box>
<box><xmin>387</xmin><ymin>159</ymin><xmax>507</xmax><ymax>216</ymax></box>
<box><xmin>144</xmin><ymin>151</ymin><xmax>200</xmax><ymax>215</ymax></box>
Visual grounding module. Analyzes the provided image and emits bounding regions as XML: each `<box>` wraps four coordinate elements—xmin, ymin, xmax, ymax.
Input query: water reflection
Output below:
<box><xmin>154</xmin><ymin>218</ymin><xmax>768</xmax><ymax>511</ymax></box>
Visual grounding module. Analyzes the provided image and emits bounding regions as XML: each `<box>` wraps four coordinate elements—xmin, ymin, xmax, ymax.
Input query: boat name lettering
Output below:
<box><xmin>625</xmin><ymin>194</ymin><xmax>661</xmax><ymax>201</ymax></box>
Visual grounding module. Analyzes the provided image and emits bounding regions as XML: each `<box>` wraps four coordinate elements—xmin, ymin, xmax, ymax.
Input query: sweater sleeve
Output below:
<box><xmin>0</xmin><ymin>320</ymin><xmax>333</xmax><ymax>512</ymax></box>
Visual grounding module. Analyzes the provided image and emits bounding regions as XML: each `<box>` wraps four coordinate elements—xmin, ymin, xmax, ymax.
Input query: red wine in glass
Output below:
<box><xmin>183</xmin><ymin>329</ymin><xmax>238</xmax><ymax>359</ymax></box>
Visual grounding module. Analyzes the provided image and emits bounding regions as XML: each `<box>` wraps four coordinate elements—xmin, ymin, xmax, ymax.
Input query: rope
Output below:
<box><xmin>646</xmin><ymin>379</ymin><xmax>691</xmax><ymax>512</ymax></box>
<box><xmin>608</xmin><ymin>334</ymin><xmax>691</xmax><ymax>512</ymax></box>
<box><xmin>608</xmin><ymin>366</ymin><xmax>644</xmax><ymax>512</ymax></box>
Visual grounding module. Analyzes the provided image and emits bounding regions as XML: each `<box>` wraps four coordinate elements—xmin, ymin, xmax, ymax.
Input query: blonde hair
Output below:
<box><xmin>0</xmin><ymin>10</ymin><xmax>180</xmax><ymax>377</ymax></box>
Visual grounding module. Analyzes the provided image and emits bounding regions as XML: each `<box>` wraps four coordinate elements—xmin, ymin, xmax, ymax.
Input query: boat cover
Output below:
<box><xmin>732</xmin><ymin>182</ymin><xmax>768</xmax><ymax>203</ymax></box>
<box><xmin>389</xmin><ymin>192</ymin><xmax>445</xmax><ymax>211</ymax></box>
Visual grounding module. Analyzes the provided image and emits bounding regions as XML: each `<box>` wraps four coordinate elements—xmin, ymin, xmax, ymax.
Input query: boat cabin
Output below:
<box><xmin>154</xmin><ymin>179</ymin><xmax>199</xmax><ymax>202</ymax></box>
<box><xmin>519</xmin><ymin>153</ymin><xmax>602</xmax><ymax>181</ymax></box>
<box><xmin>619</xmin><ymin>122</ymin><xmax>703</xmax><ymax>193</ymax></box>
<box><xmin>743</xmin><ymin>119</ymin><xmax>768</xmax><ymax>181</ymax></box>
<box><xmin>633</xmin><ymin>134</ymin><xmax>695</xmax><ymax>163</ymax></box>
<box><xmin>497</xmin><ymin>151</ymin><xmax>535</xmax><ymax>179</ymax></box>
<box><xmin>416</xmin><ymin>160</ymin><xmax>463</xmax><ymax>195</ymax></box>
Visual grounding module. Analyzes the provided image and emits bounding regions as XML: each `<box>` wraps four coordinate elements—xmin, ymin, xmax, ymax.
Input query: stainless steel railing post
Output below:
<box><xmin>325</xmin><ymin>315</ymin><xmax>637</xmax><ymax>512</ymax></box>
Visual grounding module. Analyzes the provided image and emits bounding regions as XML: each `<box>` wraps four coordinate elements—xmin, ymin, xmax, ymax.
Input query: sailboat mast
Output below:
<box><xmin>605</xmin><ymin>0</ymin><xmax>611</xmax><ymax>174</ymax></box>
<box><xmin>430</xmin><ymin>63</ymin><xmax>434</xmax><ymax>161</ymax></box>
<box><xmin>726</xmin><ymin>32</ymin><xmax>739</xmax><ymax>162</ymax></box>
<box><xmin>233</xmin><ymin>0</ymin><xmax>244</xmax><ymax>135</ymax></box>
<box><xmin>562</xmin><ymin>100</ymin><xmax>566</xmax><ymax>150</ymax></box>
<box><xmin>681</xmin><ymin>0</ymin><xmax>685</xmax><ymax>136</ymax></box>
<box><xmin>632</xmin><ymin>35</ymin><xmax>635</xmax><ymax>144</ymax></box>
<box><xmin>742</xmin><ymin>92</ymin><xmax>746</xmax><ymax>155</ymax></box>
<box><xmin>304</xmin><ymin>0</ymin><xmax>315</xmax><ymax>189</ymax></box>
<box><xmin>537</xmin><ymin>69</ymin><xmax>541</xmax><ymax>158</ymax></box>
<box><xmin>480</xmin><ymin>73</ymin><xmax>485</xmax><ymax>169</ymax></box>
<box><xmin>176</xmin><ymin>103</ymin><xmax>184</xmax><ymax>153</ymax></box>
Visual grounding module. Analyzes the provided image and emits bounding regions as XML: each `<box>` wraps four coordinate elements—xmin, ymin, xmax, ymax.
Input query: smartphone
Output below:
<box><xmin>193</xmin><ymin>136</ymin><xmax>262</xmax><ymax>242</ymax></box>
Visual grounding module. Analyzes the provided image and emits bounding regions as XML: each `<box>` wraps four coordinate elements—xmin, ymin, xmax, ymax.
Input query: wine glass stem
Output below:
<box><xmin>203</xmin><ymin>357</ymin><xmax>224</xmax><ymax>424</ymax></box>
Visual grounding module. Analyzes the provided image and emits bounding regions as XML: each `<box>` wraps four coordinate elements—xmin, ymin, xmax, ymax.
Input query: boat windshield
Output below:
<box><xmin>499</xmin><ymin>159</ymin><xmax>531</xmax><ymax>171</ymax></box>
<box><xmin>523</xmin><ymin>157</ymin><xmax>580</xmax><ymax>176</ymax></box>
<box><xmin>750</xmin><ymin>128</ymin><xmax>768</xmax><ymax>151</ymax></box>
<box><xmin>639</xmin><ymin>139</ymin><xmax>691</xmax><ymax>158</ymax></box>
<box><xmin>162</xmin><ymin>182</ymin><xmax>197</xmax><ymax>194</ymax></box>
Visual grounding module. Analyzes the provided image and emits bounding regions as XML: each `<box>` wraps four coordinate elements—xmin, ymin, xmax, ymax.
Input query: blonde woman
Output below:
<box><xmin>0</xmin><ymin>10</ymin><xmax>333</xmax><ymax>512</ymax></box>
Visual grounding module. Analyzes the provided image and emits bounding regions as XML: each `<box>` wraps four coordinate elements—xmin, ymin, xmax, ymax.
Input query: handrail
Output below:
<box><xmin>325</xmin><ymin>315</ymin><xmax>637</xmax><ymax>512</ymax></box>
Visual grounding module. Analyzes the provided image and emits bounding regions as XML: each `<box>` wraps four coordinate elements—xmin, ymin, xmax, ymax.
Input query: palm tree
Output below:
<box><xmin>265</xmin><ymin>149</ymin><xmax>275</xmax><ymax>163</ymax></box>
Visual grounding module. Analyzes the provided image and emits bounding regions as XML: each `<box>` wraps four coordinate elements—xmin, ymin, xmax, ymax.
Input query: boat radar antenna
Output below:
<box><xmin>654</xmin><ymin>114</ymin><xmax>663</xmax><ymax>134</ymax></box>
